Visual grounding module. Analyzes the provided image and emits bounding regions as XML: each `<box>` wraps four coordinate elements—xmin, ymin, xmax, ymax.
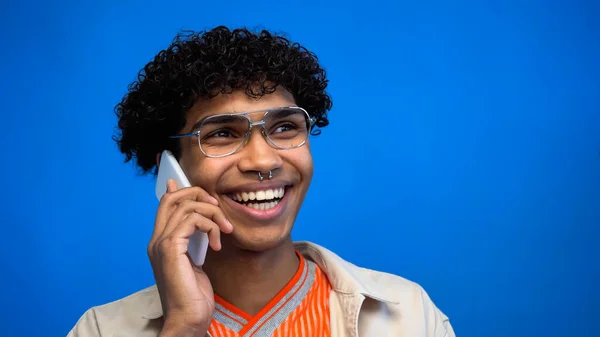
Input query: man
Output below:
<box><xmin>68</xmin><ymin>26</ymin><xmax>455</xmax><ymax>337</ymax></box>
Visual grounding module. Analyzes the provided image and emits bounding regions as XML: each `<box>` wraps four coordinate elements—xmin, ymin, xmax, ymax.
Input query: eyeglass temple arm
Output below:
<box><xmin>169</xmin><ymin>131</ymin><xmax>200</xmax><ymax>139</ymax></box>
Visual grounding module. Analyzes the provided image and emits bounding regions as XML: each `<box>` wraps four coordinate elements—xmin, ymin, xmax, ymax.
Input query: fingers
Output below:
<box><xmin>173</xmin><ymin>213</ymin><xmax>223</xmax><ymax>251</ymax></box>
<box><xmin>165</xmin><ymin>200</ymin><xmax>233</xmax><ymax>238</ymax></box>
<box><xmin>170</xmin><ymin>180</ymin><xmax>219</xmax><ymax>206</ymax></box>
<box><xmin>152</xmin><ymin>179</ymin><xmax>221</xmax><ymax>240</ymax></box>
<box><xmin>153</xmin><ymin>213</ymin><xmax>223</xmax><ymax>259</ymax></box>
<box><xmin>150</xmin><ymin>179</ymin><xmax>233</xmax><ymax>258</ymax></box>
<box><xmin>167</xmin><ymin>178</ymin><xmax>177</xmax><ymax>193</ymax></box>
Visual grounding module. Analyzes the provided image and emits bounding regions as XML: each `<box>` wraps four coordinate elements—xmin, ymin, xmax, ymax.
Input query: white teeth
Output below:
<box><xmin>265</xmin><ymin>189</ymin><xmax>274</xmax><ymax>199</ymax></box>
<box><xmin>230</xmin><ymin>187</ymin><xmax>286</xmax><ymax>203</ymax></box>
<box><xmin>246</xmin><ymin>200</ymin><xmax>279</xmax><ymax>210</ymax></box>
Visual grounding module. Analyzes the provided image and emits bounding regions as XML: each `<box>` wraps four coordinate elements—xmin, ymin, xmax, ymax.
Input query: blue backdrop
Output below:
<box><xmin>1</xmin><ymin>1</ymin><xmax>599</xmax><ymax>336</ymax></box>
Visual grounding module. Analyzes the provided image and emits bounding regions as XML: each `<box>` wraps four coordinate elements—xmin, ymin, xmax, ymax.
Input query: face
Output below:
<box><xmin>176</xmin><ymin>88</ymin><xmax>314</xmax><ymax>252</ymax></box>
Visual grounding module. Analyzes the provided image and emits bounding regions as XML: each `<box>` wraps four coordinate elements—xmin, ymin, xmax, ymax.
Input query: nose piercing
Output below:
<box><xmin>258</xmin><ymin>170</ymin><xmax>273</xmax><ymax>181</ymax></box>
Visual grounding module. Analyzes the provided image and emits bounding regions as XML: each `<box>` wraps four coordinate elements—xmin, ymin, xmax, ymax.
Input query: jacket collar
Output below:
<box><xmin>142</xmin><ymin>241</ymin><xmax>398</xmax><ymax>319</ymax></box>
<box><xmin>294</xmin><ymin>241</ymin><xmax>399</xmax><ymax>304</ymax></box>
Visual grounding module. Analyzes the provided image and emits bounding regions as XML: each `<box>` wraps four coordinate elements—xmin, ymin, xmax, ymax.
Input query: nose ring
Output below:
<box><xmin>258</xmin><ymin>170</ymin><xmax>272</xmax><ymax>181</ymax></box>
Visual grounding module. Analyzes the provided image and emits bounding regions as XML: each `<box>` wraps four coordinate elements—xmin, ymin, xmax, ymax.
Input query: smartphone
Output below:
<box><xmin>155</xmin><ymin>150</ymin><xmax>209</xmax><ymax>266</ymax></box>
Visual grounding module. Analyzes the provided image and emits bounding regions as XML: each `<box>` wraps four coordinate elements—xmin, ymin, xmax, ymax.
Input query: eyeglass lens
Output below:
<box><xmin>197</xmin><ymin>108</ymin><xmax>310</xmax><ymax>157</ymax></box>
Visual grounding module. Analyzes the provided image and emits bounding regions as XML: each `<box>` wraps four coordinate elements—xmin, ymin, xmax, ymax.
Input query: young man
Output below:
<box><xmin>68</xmin><ymin>26</ymin><xmax>455</xmax><ymax>337</ymax></box>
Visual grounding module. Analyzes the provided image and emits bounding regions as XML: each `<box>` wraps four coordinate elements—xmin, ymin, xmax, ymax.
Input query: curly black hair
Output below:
<box><xmin>112</xmin><ymin>26</ymin><xmax>332</xmax><ymax>175</ymax></box>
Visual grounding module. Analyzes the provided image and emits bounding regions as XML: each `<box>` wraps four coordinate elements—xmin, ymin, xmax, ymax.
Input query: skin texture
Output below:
<box><xmin>149</xmin><ymin>88</ymin><xmax>314</xmax><ymax>336</ymax></box>
<box><xmin>180</xmin><ymin>87</ymin><xmax>314</xmax><ymax>252</ymax></box>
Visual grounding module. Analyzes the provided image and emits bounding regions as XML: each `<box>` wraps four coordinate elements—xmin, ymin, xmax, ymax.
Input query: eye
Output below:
<box><xmin>273</xmin><ymin>123</ymin><xmax>297</xmax><ymax>133</ymax></box>
<box><xmin>207</xmin><ymin>129</ymin><xmax>234</xmax><ymax>138</ymax></box>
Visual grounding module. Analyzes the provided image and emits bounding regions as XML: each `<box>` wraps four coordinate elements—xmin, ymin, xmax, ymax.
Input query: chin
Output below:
<box><xmin>229</xmin><ymin>226</ymin><xmax>293</xmax><ymax>252</ymax></box>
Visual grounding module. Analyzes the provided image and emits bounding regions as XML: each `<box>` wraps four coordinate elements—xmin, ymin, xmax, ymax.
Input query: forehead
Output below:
<box><xmin>186</xmin><ymin>88</ymin><xmax>296</xmax><ymax>125</ymax></box>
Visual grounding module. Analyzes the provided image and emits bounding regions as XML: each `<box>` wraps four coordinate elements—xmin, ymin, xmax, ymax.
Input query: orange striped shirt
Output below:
<box><xmin>208</xmin><ymin>252</ymin><xmax>332</xmax><ymax>337</ymax></box>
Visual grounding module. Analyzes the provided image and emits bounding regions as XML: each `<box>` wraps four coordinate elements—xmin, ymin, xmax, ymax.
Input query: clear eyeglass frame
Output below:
<box><xmin>169</xmin><ymin>106</ymin><xmax>317</xmax><ymax>158</ymax></box>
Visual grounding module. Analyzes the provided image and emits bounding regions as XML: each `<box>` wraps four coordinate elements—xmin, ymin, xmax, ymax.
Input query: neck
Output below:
<box><xmin>202</xmin><ymin>238</ymin><xmax>300</xmax><ymax>316</ymax></box>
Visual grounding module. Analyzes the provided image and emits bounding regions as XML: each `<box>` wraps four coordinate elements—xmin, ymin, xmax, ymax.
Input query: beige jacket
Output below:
<box><xmin>68</xmin><ymin>241</ymin><xmax>456</xmax><ymax>337</ymax></box>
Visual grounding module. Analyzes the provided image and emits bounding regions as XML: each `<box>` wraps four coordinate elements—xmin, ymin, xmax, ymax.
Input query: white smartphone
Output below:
<box><xmin>155</xmin><ymin>150</ymin><xmax>209</xmax><ymax>266</ymax></box>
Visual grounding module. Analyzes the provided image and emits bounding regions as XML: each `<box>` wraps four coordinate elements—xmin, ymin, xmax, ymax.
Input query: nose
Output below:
<box><xmin>236</xmin><ymin>128</ymin><xmax>283</xmax><ymax>176</ymax></box>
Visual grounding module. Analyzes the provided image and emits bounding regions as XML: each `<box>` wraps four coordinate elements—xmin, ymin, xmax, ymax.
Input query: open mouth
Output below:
<box><xmin>228</xmin><ymin>186</ymin><xmax>288</xmax><ymax>211</ymax></box>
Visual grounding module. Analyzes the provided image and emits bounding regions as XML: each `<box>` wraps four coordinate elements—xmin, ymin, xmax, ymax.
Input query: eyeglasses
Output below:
<box><xmin>170</xmin><ymin>106</ymin><xmax>316</xmax><ymax>158</ymax></box>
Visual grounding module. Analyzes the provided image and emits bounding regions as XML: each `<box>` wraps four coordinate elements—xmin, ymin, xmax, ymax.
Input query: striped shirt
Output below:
<box><xmin>208</xmin><ymin>253</ymin><xmax>332</xmax><ymax>337</ymax></box>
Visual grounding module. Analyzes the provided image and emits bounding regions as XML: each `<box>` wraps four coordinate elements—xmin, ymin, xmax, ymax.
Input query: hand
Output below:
<box><xmin>148</xmin><ymin>179</ymin><xmax>233</xmax><ymax>337</ymax></box>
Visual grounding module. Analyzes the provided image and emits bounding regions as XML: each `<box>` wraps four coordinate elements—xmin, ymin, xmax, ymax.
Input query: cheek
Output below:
<box><xmin>290</xmin><ymin>147</ymin><xmax>314</xmax><ymax>181</ymax></box>
<box><xmin>180</xmin><ymin>157</ymin><xmax>227</xmax><ymax>193</ymax></box>
<box><xmin>189</xmin><ymin>165</ymin><xmax>219</xmax><ymax>190</ymax></box>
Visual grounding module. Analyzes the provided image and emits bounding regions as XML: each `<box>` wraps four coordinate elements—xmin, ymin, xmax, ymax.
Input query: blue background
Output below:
<box><xmin>1</xmin><ymin>1</ymin><xmax>599</xmax><ymax>336</ymax></box>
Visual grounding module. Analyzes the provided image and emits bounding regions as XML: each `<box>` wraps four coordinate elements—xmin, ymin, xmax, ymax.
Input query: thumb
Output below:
<box><xmin>166</xmin><ymin>179</ymin><xmax>178</xmax><ymax>192</ymax></box>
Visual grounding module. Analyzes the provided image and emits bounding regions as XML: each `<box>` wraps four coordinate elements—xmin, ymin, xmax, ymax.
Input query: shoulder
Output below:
<box><xmin>356</xmin><ymin>264</ymin><xmax>451</xmax><ymax>319</ymax></box>
<box><xmin>356</xmin><ymin>263</ymin><xmax>439</xmax><ymax>305</ymax></box>
<box><xmin>296</xmin><ymin>240</ymin><xmax>437</xmax><ymax>301</ymax></box>
<box><xmin>67</xmin><ymin>286</ymin><xmax>162</xmax><ymax>337</ymax></box>
<box><xmin>353</xmin><ymin>266</ymin><xmax>456</xmax><ymax>337</ymax></box>
<box><xmin>94</xmin><ymin>285</ymin><xmax>160</xmax><ymax>318</ymax></box>
<box><xmin>295</xmin><ymin>241</ymin><xmax>455</xmax><ymax>336</ymax></box>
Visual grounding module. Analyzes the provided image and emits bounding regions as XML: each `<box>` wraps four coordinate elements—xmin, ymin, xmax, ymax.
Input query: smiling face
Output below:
<box><xmin>176</xmin><ymin>87</ymin><xmax>314</xmax><ymax>252</ymax></box>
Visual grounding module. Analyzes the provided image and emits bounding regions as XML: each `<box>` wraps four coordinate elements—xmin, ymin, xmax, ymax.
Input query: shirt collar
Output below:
<box><xmin>142</xmin><ymin>240</ymin><xmax>398</xmax><ymax>319</ymax></box>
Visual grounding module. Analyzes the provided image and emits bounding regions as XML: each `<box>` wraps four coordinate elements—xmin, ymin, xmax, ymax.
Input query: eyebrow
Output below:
<box><xmin>196</xmin><ymin>115</ymin><xmax>244</xmax><ymax>129</ymax></box>
<box><xmin>267</xmin><ymin>108</ymin><xmax>298</xmax><ymax>119</ymax></box>
<box><xmin>189</xmin><ymin>106</ymin><xmax>299</xmax><ymax>131</ymax></box>
<box><xmin>190</xmin><ymin>115</ymin><xmax>227</xmax><ymax>132</ymax></box>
